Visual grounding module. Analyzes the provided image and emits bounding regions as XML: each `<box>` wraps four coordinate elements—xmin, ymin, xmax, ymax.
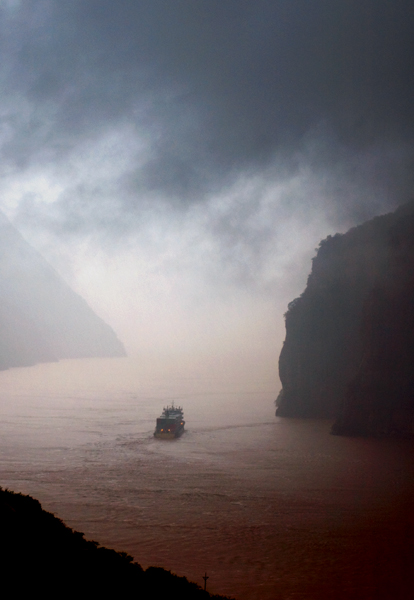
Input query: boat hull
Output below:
<box><xmin>154</xmin><ymin>424</ymin><xmax>185</xmax><ymax>439</ymax></box>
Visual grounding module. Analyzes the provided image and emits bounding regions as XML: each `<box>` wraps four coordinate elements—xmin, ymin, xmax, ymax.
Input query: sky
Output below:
<box><xmin>0</xmin><ymin>0</ymin><xmax>413</xmax><ymax>367</ymax></box>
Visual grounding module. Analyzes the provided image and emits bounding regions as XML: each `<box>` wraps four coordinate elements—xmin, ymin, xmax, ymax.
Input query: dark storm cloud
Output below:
<box><xmin>1</xmin><ymin>0</ymin><xmax>414</xmax><ymax>216</ymax></box>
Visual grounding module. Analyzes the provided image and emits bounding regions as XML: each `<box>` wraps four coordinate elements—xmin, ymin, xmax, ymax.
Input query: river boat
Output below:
<box><xmin>154</xmin><ymin>404</ymin><xmax>185</xmax><ymax>439</ymax></box>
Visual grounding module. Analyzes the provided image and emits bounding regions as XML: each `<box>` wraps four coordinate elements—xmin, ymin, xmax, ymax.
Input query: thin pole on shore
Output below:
<box><xmin>203</xmin><ymin>572</ymin><xmax>209</xmax><ymax>591</ymax></box>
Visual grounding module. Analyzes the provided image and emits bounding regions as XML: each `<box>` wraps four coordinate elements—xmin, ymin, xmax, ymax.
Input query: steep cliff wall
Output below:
<box><xmin>0</xmin><ymin>212</ymin><xmax>126</xmax><ymax>370</ymax></box>
<box><xmin>276</xmin><ymin>201</ymin><xmax>414</xmax><ymax>435</ymax></box>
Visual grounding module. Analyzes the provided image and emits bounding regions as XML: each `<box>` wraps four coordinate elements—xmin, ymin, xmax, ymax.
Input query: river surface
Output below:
<box><xmin>0</xmin><ymin>356</ymin><xmax>413</xmax><ymax>599</ymax></box>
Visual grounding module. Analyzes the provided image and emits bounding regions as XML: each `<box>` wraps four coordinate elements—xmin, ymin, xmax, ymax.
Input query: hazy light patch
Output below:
<box><xmin>2</xmin><ymin>122</ymin><xmax>151</xmax><ymax>249</ymax></box>
<box><xmin>1</xmin><ymin>123</ymin><xmax>403</xmax><ymax>372</ymax></box>
<box><xmin>1</xmin><ymin>172</ymin><xmax>64</xmax><ymax>209</ymax></box>
<box><xmin>31</xmin><ymin>165</ymin><xmax>344</xmax><ymax>365</ymax></box>
<box><xmin>179</xmin><ymin>166</ymin><xmax>336</xmax><ymax>299</ymax></box>
<box><xmin>68</xmin><ymin>243</ymin><xmax>280</xmax><ymax>358</ymax></box>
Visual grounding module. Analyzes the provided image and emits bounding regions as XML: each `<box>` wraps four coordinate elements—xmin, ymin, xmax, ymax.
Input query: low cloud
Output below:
<box><xmin>1</xmin><ymin>1</ymin><xmax>413</xmax><ymax>357</ymax></box>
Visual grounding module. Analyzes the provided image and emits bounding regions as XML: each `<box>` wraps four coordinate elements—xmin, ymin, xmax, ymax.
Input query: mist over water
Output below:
<box><xmin>0</xmin><ymin>356</ymin><xmax>413</xmax><ymax>599</ymax></box>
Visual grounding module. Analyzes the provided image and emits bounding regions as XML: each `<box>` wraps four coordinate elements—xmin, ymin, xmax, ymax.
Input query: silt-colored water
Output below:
<box><xmin>0</xmin><ymin>356</ymin><xmax>413</xmax><ymax>599</ymax></box>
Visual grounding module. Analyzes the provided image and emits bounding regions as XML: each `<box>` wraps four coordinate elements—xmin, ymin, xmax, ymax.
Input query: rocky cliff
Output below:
<box><xmin>0</xmin><ymin>212</ymin><xmax>126</xmax><ymax>370</ymax></box>
<box><xmin>276</xmin><ymin>201</ymin><xmax>414</xmax><ymax>436</ymax></box>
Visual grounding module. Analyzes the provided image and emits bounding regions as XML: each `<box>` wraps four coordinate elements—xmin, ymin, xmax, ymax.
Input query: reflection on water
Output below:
<box><xmin>0</xmin><ymin>357</ymin><xmax>413</xmax><ymax>599</ymax></box>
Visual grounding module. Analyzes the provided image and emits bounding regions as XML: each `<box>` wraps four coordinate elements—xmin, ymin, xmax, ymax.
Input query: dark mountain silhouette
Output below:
<box><xmin>0</xmin><ymin>212</ymin><xmax>125</xmax><ymax>370</ymax></box>
<box><xmin>276</xmin><ymin>201</ymin><xmax>414</xmax><ymax>436</ymax></box>
<box><xmin>0</xmin><ymin>487</ymin><xmax>233</xmax><ymax>598</ymax></box>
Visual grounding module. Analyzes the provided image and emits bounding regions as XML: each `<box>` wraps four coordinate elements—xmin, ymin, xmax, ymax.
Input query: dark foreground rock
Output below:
<box><xmin>276</xmin><ymin>201</ymin><xmax>414</xmax><ymax>436</ymax></box>
<box><xmin>0</xmin><ymin>212</ymin><xmax>125</xmax><ymax>370</ymax></box>
<box><xmin>0</xmin><ymin>487</ymin><xmax>234</xmax><ymax>598</ymax></box>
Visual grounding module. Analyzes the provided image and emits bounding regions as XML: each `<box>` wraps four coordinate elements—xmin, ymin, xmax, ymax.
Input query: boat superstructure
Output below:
<box><xmin>154</xmin><ymin>404</ymin><xmax>185</xmax><ymax>439</ymax></box>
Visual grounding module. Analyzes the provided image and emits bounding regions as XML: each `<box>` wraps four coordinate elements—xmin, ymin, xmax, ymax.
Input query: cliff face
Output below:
<box><xmin>276</xmin><ymin>201</ymin><xmax>414</xmax><ymax>435</ymax></box>
<box><xmin>0</xmin><ymin>212</ymin><xmax>126</xmax><ymax>370</ymax></box>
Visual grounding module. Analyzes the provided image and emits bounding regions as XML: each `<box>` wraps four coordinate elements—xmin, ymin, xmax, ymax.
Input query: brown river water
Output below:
<box><xmin>0</xmin><ymin>356</ymin><xmax>413</xmax><ymax>599</ymax></box>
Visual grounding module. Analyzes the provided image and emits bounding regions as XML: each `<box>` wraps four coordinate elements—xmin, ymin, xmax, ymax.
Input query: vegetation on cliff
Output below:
<box><xmin>0</xmin><ymin>487</ymin><xmax>233</xmax><ymax>598</ymax></box>
<box><xmin>276</xmin><ymin>201</ymin><xmax>414</xmax><ymax>436</ymax></box>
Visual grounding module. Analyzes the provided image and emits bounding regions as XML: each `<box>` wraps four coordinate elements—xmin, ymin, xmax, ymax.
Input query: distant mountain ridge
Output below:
<box><xmin>0</xmin><ymin>212</ymin><xmax>125</xmax><ymax>370</ymax></box>
<box><xmin>276</xmin><ymin>200</ymin><xmax>414</xmax><ymax>436</ymax></box>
